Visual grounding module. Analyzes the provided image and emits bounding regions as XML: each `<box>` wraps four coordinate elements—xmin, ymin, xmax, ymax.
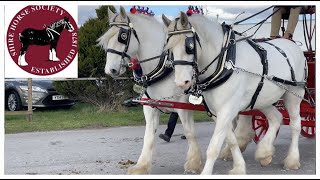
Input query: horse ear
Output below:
<box><xmin>162</xmin><ymin>14</ymin><xmax>171</xmax><ymax>27</ymax></box>
<box><xmin>64</xmin><ymin>16</ymin><xmax>69</xmax><ymax>22</ymax></box>
<box><xmin>180</xmin><ymin>11</ymin><xmax>189</xmax><ymax>28</ymax></box>
<box><xmin>119</xmin><ymin>6</ymin><xmax>127</xmax><ymax>20</ymax></box>
<box><xmin>108</xmin><ymin>8</ymin><xmax>115</xmax><ymax>22</ymax></box>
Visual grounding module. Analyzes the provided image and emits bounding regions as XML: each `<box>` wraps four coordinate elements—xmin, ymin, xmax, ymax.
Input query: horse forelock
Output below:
<box><xmin>97</xmin><ymin>26</ymin><xmax>118</xmax><ymax>51</ymax></box>
<box><xmin>164</xmin><ymin>34</ymin><xmax>184</xmax><ymax>51</ymax></box>
<box><xmin>164</xmin><ymin>17</ymin><xmax>192</xmax><ymax>51</ymax></box>
<box><xmin>166</xmin><ymin>14</ymin><xmax>222</xmax><ymax>51</ymax></box>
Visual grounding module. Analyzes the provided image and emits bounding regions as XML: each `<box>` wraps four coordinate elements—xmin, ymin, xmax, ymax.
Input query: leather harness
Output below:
<box><xmin>167</xmin><ymin>19</ymin><xmax>306</xmax><ymax>114</ymax></box>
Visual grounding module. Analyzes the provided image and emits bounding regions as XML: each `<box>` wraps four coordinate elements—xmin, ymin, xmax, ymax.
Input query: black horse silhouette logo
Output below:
<box><xmin>18</xmin><ymin>17</ymin><xmax>74</xmax><ymax>66</ymax></box>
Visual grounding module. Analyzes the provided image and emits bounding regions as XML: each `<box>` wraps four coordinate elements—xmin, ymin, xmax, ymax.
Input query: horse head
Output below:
<box><xmin>163</xmin><ymin>12</ymin><xmax>223</xmax><ymax>90</ymax></box>
<box><xmin>97</xmin><ymin>6</ymin><xmax>141</xmax><ymax>77</ymax></box>
<box><xmin>63</xmin><ymin>16</ymin><xmax>74</xmax><ymax>32</ymax></box>
<box><xmin>97</xmin><ymin>6</ymin><xmax>165</xmax><ymax>77</ymax></box>
<box><xmin>163</xmin><ymin>12</ymin><xmax>202</xmax><ymax>89</ymax></box>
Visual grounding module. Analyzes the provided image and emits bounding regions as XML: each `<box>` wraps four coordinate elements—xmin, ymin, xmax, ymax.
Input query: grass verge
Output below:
<box><xmin>5</xmin><ymin>102</ymin><xmax>212</xmax><ymax>134</ymax></box>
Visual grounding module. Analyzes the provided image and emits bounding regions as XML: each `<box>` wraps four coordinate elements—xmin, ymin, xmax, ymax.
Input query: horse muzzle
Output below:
<box><xmin>176</xmin><ymin>80</ymin><xmax>192</xmax><ymax>90</ymax></box>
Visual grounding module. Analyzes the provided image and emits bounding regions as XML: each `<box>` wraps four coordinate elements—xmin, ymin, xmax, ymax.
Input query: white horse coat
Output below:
<box><xmin>163</xmin><ymin>12</ymin><xmax>306</xmax><ymax>174</ymax></box>
<box><xmin>97</xmin><ymin>6</ymin><xmax>203</xmax><ymax>174</ymax></box>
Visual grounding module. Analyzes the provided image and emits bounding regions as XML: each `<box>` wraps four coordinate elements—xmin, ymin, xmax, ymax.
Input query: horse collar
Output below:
<box><xmin>46</xmin><ymin>28</ymin><xmax>60</xmax><ymax>41</ymax></box>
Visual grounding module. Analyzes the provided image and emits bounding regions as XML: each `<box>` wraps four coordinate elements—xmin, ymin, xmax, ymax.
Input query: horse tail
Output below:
<box><xmin>18</xmin><ymin>33</ymin><xmax>23</xmax><ymax>41</ymax></box>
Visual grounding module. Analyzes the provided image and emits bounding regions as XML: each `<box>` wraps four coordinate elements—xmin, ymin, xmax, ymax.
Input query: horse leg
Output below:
<box><xmin>255</xmin><ymin>106</ymin><xmax>282</xmax><ymax>166</ymax></box>
<box><xmin>177</xmin><ymin>109</ymin><xmax>202</xmax><ymax>174</ymax></box>
<box><xmin>49</xmin><ymin>41</ymin><xmax>59</xmax><ymax>61</ymax></box>
<box><xmin>127</xmin><ymin>105</ymin><xmax>160</xmax><ymax>174</ymax></box>
<box><xmin>220</xmin><ymin>115</ymin><xmax>254</xmax><ymax>161</ymax></box>
<box><xmin>201</xmin><ymin>108</ymin><xmax>245</xmax><ymax>175</ymax></box>
<box><xmin>282</xmin><ymin>90</ymin><xmax>304</xmax><ymax>170</ymax></box>
<box><xmin>226</xmin><ymin>126</ymin><xmax>246</xmax><ymax>174</ymax></box>
<box><xmin>18</xmin><ymin>43</ymin><xmax>28</xmax><ymax>66</ymax></box>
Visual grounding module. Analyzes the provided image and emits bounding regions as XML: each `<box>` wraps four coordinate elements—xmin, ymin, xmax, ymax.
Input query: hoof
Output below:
<box><xmin>255</xmin><ymin>144</ymin><xmax>275</xmax><ymax>163</ymax></box>
<box><xmin>127</xmin><ymin>165</ymin><xmax>149</xmax><ymax>175</ymax></box>
<box><xmin>229</xmin><ymin>167</ymin><xmax>246</xmax><ymax>175</ymax></box>
<box><xmin>184</xmin><ymin>159</ymin><xmax>202</xmax><ymax>174</ymax></box>
<box><xmin>50</xmin><ymin>58</ymin><xmax>60</xmax><ymax>62</ymax></box>
<box><xmin>260</xmin><ymin>156</ymin><xmax>273</xmax><ymax>167</ymax></box>
<box><xmin>283</xmin><ymin>157</ymin><xmax>300</xmax><ymax>170</ymax></box>
<box><xmin>184</xmin><ymin>170</ymin><xmax>197</xmax><ymax>175</ymax></box>
<box><xmin>18</xmin><ymin>62</ymin><xmax>28</xmax><ymax>66</ymax></box>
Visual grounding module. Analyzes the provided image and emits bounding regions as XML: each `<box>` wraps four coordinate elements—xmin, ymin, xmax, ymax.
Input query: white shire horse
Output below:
<box><xmin>163</xmin><ymin>12</ymin><xmax>306</xmax><ymax>174</ymax></box>
<box><xmin>98</xmin><ymin>7</ymin><xmax>258</xmax><ymax>175</ymax></box>
<box><xmin>97</xmin><ymin>6</ymin><xmax>203</xmax><ymax>174</ymax></box>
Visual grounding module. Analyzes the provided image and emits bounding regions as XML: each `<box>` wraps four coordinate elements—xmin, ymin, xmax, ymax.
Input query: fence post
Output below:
<box><xmin>27</xmin><ymin>78</ymin><xmax>33</xmax><ymax>121</ymax></box>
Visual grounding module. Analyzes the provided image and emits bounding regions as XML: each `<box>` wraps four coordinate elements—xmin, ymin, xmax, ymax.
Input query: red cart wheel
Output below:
<box><xmin>300</xmin><ymin>113</ymin><xmax>315</xmax><ymax>138</ymax></box>
<box><xmin>252</xmin><ymin>115</ymin><xmax>280</xmax><ymax>144</ymax></box>
<box><xmin>252</xmin><ymin>116</ymin><xmax>268</xmax><ymax>143</ymax></box>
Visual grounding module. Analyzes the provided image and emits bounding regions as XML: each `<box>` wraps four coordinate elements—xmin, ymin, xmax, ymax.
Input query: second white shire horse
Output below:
<box><xmin>163</xmin><ymin>12</ymin><xmax>307</xmax><ymax>174</ymax></box>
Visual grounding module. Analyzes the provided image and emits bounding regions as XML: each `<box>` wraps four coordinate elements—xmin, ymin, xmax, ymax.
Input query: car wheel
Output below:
<box><xmin>7</xmin><ymin>91</ymin><xmax>22</xmax><ymax>111</ymax></box>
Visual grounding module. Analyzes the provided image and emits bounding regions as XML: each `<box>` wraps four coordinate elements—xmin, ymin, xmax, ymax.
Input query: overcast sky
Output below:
<box><xmin>78</xmin><ymin>5</ymin><xmax>277</xmax><ymax>27</ymax></box>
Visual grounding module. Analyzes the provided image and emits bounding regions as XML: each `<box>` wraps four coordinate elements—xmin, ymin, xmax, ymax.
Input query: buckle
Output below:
<box><xmin>128</xmin><ymin>62</ymin><xmax>134</xmax><ymax>68</ymax></box>
<box><xmin>229</xmin><ymin>39</ymin><xmax>235</xmax><ymax>44</ymax></box>
<box><xmin>141</xmin><ymin>76</ymin><xmax>148</xmax><ymax>81</ymax></box>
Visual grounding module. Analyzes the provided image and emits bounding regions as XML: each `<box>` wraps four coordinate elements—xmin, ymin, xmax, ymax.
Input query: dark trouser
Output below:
<box><xmin>165</xmin><ymin>112</ymin><xmax>179</xmax><ymax>138</ymax></box>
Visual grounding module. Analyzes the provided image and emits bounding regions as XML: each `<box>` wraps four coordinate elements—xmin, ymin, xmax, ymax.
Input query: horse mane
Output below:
<box><xmin>97</xmin><ymin>12</ymin><xmax>166</xmax><ymax>51</ymax></box>
<box><xmin>49</xmin><ymin>19</ymin><xmax>65</xmax><ymax>29</ymax></box>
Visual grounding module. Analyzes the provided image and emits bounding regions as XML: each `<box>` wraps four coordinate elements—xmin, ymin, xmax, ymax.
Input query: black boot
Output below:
<box><xmin>159</xmin><ymin>134</ymin><xmax>171</xmax><ymax>142</ymax></box>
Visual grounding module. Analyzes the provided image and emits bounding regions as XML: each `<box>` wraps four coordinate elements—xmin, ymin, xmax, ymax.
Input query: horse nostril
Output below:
<box><xmin>184</xmin><ymin>80</ymin><xmax>190</xmax><ymax>85</ymax></box>
<box><xmin>110</xmin><ymin>69</ymin><xmax>118</xmax><ymax>75</ymax></box>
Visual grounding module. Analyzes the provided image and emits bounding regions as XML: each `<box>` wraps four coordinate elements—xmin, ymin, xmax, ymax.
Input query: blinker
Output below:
<box><xmin>185</xmin><ymin>37</ymin><xmax>195</xmax><ymax>54</ymax></box>
<box><xmin>118</xmin><ymin>28</ymin><xmax>129</xmax><ymax>44</ymax></box>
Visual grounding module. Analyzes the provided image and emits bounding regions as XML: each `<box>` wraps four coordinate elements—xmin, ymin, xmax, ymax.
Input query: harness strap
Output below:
<box><xmin>202</xmin><ymin>98</ymin><xmax>215</xmax><ymax>117</ymax></box>
<box><xmin>246</xmin><ymin>39</ymin><xmax>268</xmax><ymax>109</ymax></box>
<box><xmin>271</xmin><ymin>76</ymin><xmax>306</xmax><ymax>86</ymax></box>
<box><xmin>46</xmin><ymin>28</ymin><xmax>61</xmax><ymax>41</ymax></box>
<box><xmin>131</xmin><ymin>55</ymin><xmax>162</xmax><ymax>66</ymax></box>
<box><xmin>235</xmin><ymin>8</ymin><xmax>281</xmax><ymax>42</ymax></box>
<box><xmin>106</xmin><ymin>49</ymin><xmax>131</xmax><ymax>59</ymax></box>
<box><xmin>135</xmin><ymin>51</ymin><xmax>173</xmax><ymax>88</ymax></box>
<box><xmin>196</xmin><ymin>23</ymin><xmax>236</xmax><ymax>91</ymax></box>
<box><xmin>173</xmin><ymin>60</ymin><xmax>196</xmax><ymax>66</ymax></box>
<box><xmin>263</xmin><ymin>41</ymin><xmax>296</xmax><ymax>81</ymax></box>
<box><xmin>234</xmin><ymin>6</ymin><xmax>274</xmax><ymax>25</ymax></box>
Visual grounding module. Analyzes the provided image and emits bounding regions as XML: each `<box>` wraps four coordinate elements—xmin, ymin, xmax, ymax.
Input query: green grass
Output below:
<box><xmin>5</xmin><ymin>102</ymin><xmax>212</xmax><ymax>134</ymax></box>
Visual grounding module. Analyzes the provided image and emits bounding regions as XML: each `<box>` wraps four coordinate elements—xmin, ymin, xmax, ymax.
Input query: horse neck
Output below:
<box><xmin>48</xmin><ymin>22</ymin><xmax>65</xmax><ymax>34</ymax></box>
<box><xmin>129</xmin><ymin>14</ymin><xmax>166</xmax><ymax>75</ymax></box>
<box><xmin>190</xmin><ymin>16</ymin><xmax>224</xmax><ymax>78</ymax></box>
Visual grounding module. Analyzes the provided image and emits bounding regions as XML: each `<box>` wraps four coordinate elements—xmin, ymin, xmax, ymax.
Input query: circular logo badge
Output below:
<box><xmin>189</xmin><ymin>42</ymin><xmax>194</xmax><ymax>50</ymax></box>
<box><xmin>121</xmin><ymin>32</ymin><xmax>127</xmax><ymax>40</ymax></box>
<box><xmin>6</xmin><ymin>5</ymin><xmax>78</xmax><ymax>76</ymax></box>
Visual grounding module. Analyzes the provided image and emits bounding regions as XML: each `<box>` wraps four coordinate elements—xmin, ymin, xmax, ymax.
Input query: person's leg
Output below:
<box><xmin>165</xmin><ymin>112</ymin><xmax>179</xmax><ymax>137</ymax></box>
<box><xmin>270</xmin><ymin>7</ymin><xmax>287</xmax><ymax>38</ymax></box>
<box><xmin>284</xmin><ymin>7</ymin><xmax>302</xmax><ymax>39</ymax></box>
<box><xmin>159</xmin><ymin>112</ymin><xmax>179</xmax><ymax>142</ymax></box>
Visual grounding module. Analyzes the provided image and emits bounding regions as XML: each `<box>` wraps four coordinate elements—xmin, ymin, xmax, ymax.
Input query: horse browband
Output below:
<box><xmin>106</xmin><ymin>15</ymin><xmax>140</xmax><ymax>61</ymax></box>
